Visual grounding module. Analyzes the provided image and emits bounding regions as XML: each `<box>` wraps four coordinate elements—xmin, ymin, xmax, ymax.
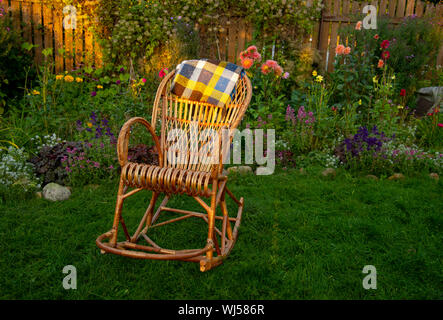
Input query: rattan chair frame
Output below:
<box><xmin>96</xmin><ymin>69</ymin><xmax>252</xmax><ymax>271</ymax></box>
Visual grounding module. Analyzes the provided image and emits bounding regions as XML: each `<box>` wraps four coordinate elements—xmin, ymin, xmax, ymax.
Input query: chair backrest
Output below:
<box><xmin>151</xmin><ymin>70</ymin><xmax>252</xmax><ymax>173</ymax></box>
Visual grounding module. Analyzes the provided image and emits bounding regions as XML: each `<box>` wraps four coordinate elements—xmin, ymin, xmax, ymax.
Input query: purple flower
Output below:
<box><xmin>91</xmin><ymin>91</ymin><xmax>97</xmax><ymax>97</ymax></box>
<box><xmin>120</xmin><ymin>67</ymin><xmax>125</xmax><ymax>72</ymax></box>
<box><xmin>297</xmin><ymin>106</ymin><xmax>307</xmax><ymax>120</ymax></box>
<box><xmin>116</xmin><ymin>80</ymin><xmax>121</xmax><ymax>85</ymax></box>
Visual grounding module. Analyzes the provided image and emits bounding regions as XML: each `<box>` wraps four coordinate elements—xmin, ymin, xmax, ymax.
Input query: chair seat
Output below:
<box><xmin>121</xmin><ymin>162</ymin><xmax>212</xmax><ymax>197</ymax></box>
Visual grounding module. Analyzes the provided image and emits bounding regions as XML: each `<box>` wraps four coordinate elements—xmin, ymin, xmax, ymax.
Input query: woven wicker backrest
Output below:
<box><xmin>151</xmin><ymin>70</ymin><xmax>252</xmax><ymax>173</ymax></box>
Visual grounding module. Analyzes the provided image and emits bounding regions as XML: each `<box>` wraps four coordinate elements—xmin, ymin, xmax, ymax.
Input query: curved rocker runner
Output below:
<box><xmin>96</xmin><ymin>66</ymin><xmax>252</xmax><ymax>271</ymax></box>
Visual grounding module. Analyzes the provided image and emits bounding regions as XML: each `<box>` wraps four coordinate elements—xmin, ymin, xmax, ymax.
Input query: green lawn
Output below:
<box><xmin>1</xmin><ymin>169</ymin><xmax>442</xmax><ymax>299</ymax></box>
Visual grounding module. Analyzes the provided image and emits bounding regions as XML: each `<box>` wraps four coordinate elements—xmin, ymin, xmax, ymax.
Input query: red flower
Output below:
<box><xmin>427</xmin><ymin>112</ymin><xmax>434</xmax><ymax>116</ymax></box>
<box><xmin>374</xmin><ymin>34</ymin><xmax>379</xmax><ymax>40</ymax></box>
<box><xmin>158</xmin><ymin>68</ymin><xmax>168</xmax><ymax>78</ymax></box>
<box><xmin>380</xmin><ymin>40</ymin><xmax>390</xmax><ymax>49</ymax></box>
<box><xmin>438</xmin><ymin>123</ymin><xmax>443</xmax><ymax>127</ymax></box>
<box><xmin>381</xmin><ymin>51</ymin><xmax>390</xmax><ymax>60</ymax></box>
<box><xmin>400</xmin><ymin>89</ymin><xmax>406</xmax><ymax>97</ymax></box>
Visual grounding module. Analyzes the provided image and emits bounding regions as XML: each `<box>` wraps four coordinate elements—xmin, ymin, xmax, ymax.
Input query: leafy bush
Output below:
<box><xmin>128</xmin><ymin>144</ymin><xmax>159</xmax><ymax>165</ymax></box>
<box><xmin>29</xmin><ymin>141</ymin><xmax>85</xmax><ymax>186</ymax></box>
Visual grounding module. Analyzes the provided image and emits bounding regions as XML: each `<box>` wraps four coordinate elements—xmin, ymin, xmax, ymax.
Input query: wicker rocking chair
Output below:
<box><xmin>96</xmin><ymin>69</ymin><xmax>252</xmax><ymax>271</ymax></box>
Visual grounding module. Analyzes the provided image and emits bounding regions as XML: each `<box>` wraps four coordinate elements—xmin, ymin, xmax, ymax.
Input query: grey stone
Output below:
<box><xmin>42</xmin><ymin>183</ymin><xmax>71</xmax><ymax>201</ymax></box>
<box><xmin>429</xmin><ymin>173</ymin><xmax>439</xmax><ymax>181</ymax></box>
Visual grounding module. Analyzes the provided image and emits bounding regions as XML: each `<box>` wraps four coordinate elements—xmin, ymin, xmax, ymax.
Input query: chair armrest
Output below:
<box><xmin>117</xmin><ymin>117</ymin><xmax>163</xmax><ymax>167</ymax></box>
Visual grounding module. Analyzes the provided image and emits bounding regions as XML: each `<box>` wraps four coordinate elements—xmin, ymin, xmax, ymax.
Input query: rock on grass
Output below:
<box><xmin>42</xmin><ymin>183</ymin><xmax>71</xmax><ymax>201</ymax></box>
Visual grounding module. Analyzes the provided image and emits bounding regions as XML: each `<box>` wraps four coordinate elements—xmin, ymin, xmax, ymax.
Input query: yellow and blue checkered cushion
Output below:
<box><xmin>170</xmin><ymin>59</ymin><xmax>244</xmax><ymax>108</ymax></box>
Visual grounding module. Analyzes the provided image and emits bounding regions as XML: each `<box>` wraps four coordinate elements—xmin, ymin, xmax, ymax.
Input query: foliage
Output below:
<box><xmin>415</xmin><ymin>107</ymin><xmax>443</xmax><ymax>148</ymax></box>
<box><xmin>128</xmin><ymin>144</ymin><xmax>158</xmax><ymax>165</ymax></box>
<box><xmin>0</xmin><ymin>3</ymin><xmax>35</xmax><ymax>113</ymax></box>
<box><xmin>336</xmin><ymin>15</ymin><xmax>442</xmax><ymax>106</ymax></box>
<box><xmin>336</xmin><ymin>126</ymin><xmax>443</xmax><ymax>175</ymax></box>
<box><xmin>29</xmin><ymin>141</ymin><xmax>85</xmax><ymax>186</ymax></box>
<box><xmin>95</xmin><ymin>0</ymin><xmax>322</xmax><ymax>72</ymax></box>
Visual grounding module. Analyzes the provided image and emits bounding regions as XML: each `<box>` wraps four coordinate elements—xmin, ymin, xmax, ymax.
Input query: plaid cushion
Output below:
<box><xmin>170</xmin><ymin>59</ymin><xmax>244</xmax><ymax>108</ymax></box>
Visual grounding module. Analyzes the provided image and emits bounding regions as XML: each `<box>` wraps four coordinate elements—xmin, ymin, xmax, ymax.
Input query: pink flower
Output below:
<box><xmin>141</xmin><ymin>78</ymin><xmax>147</xmax><ymax>83</ymax></box>
<box><xmin>343</xmin><ymin>46</ymin><xmax>351</xmax><ymax>55</ymax></box>
<box><xmin>282</xmin><ymin>72</ymin><xmax>290</xmax><ymax>79</ymax></box>
<box><xmin>265</xmin><ymin>60</ymin><xmax>278</xmax><ymax>68</ymax></box>
<box><xmin>335</xmin><ymin>44</ymin><xmax>345</xmax><ymax>55</ymax></box>
<box><xmin>247</xmin><ymin>45</ymin><xmax>258</xmax><ymax>53</ymax></box>
<box><xmin>355</xmin><ymin>21</ymin><xmax>362</xmax><ymax>30</ymax></box>
<box><xmin>374</xmin><ymin>34</ymin><xmax>379</xmax><ymax>40</ymax></box>
<box><xmin>438</xmin><ymin>123</ymin><xmax>443</xmax><ymax>128</ymax></box>
<box><xmin>158</xmin><ymin>68</ymin><xmax>168</xmax><ymax>78</ymax></box>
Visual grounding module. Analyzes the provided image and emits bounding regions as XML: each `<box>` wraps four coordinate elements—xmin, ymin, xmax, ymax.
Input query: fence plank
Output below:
<box><xmin>74</xmin><ymin>16</ymin><xmax>84</xmax><ymax>67</ymax></box>
<box><xmin>380</xmin><ymin>0</ymin><xmax>388</xmax><ymax>15</ymax></box>
<box><xmin>405</xmin><ymin>0</ymin><xmax>415</xmax><ymax>16</ymax></box>
<box><xmin>327</xmin><ymin>0</ymin><xmax>342</xmax><ymax>72</ymax></box>
<box><xmin>318</xmin><ymin>0</ymin><xmax>332</xmax><ymax>70</ymax></box>
<box><xmin>227</xmin><ymin>19</ymin><xmax>239</xmax><ymax>63</ymax></box>
<box><xmin>396</xmin><ymin>0</ymin><xmax>406</xmax><ymax>17</ymax></box>
<box><xmin>53</xmin><ymin>8</ymin><xmax>63</xmax><ymax>73</ymax></box>
<box><xmin>21</xmin><ymin>1</ymin><xmax>32</xmax><ymax>44</ymax></box>
<box><xmin>65</xmin><ymin>27</ymin><xmax>74</xmax><ymax>71</ymax></box>
<box><xmin>32</xmin><ymin>1</ymin><xmax>43</xmax><ymax>65</ymax></box>
<box><xmin>84</xmin><ymin>25</ymin><xmax>94</xmax><ymax>66</ymax></box>
<box><xmin>9</xmin><ymin>0</ymin><xmax>21</xmax><ymax>33</ymax></box>
<box><xmin>388</xmin><ymin>0</ymin><xmax>397</xmax><ymax>17</ymax></box>
<box><xmin>415</xmin><ymin>0</ymin><xmax>424</xmax><ymax>16</ymax></box>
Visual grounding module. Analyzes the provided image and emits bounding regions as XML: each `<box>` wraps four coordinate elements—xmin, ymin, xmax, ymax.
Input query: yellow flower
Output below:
<box><xmin>312</xmin><ymin>70</ymin><xmax>318</xmax><ymax>77</ymax></box>
<box><xmin>372</xmin><ymin>76</ymin><xmax>378</xmax><ymax>84</ymax></box>
<box><xmin>87</xmin><ymin>122</ymin><xmax>93</xmax><ymax>128</ymax></box>
<box><xmin>97</xmin><ymin>85</ymin><xmax>103</xmax><ymax>89</ymax></box>
<box><xmin>358</xmin><ymin>99</ymin><xmax>362</xmax><ymax>105</ymax></box>
<box><xmin>56</xmin><ymin>75</ymin><xmax>64</xmax><ymax>80</ymax></box>
<box><xmin>32</xmin><ymin>89</ymin><xmax>40</xmax><ymax>95</ymax></box>
<box><xmin>391</xmin><ymin>75</ymin><xmax>396</xmax><ymax>80</ymax></box>
<box><xmin>315</xmin><ymin>75</ymin><xmax>323</xmax><ymax>83</ymax></box>
<box><xmin>397</xmin><ymin>105</ymin><xmax>404</xmax><ymax>109</ymax></box>
<box><xmin>64</xmin><ymin>75</ymin><xmax>74</xmax><ymax>83</ymax></box>
<box><xmin>76</xmin><ymin>77</ymin><xmax>83</xmax><ymax>83</ymax></box>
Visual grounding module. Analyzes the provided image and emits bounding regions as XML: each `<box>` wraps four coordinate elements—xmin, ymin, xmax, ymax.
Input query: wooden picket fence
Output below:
<box><xmin>3</xmin><ymin>0</ymin><xmax>443</xmax><ymax>73</ymax></box>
